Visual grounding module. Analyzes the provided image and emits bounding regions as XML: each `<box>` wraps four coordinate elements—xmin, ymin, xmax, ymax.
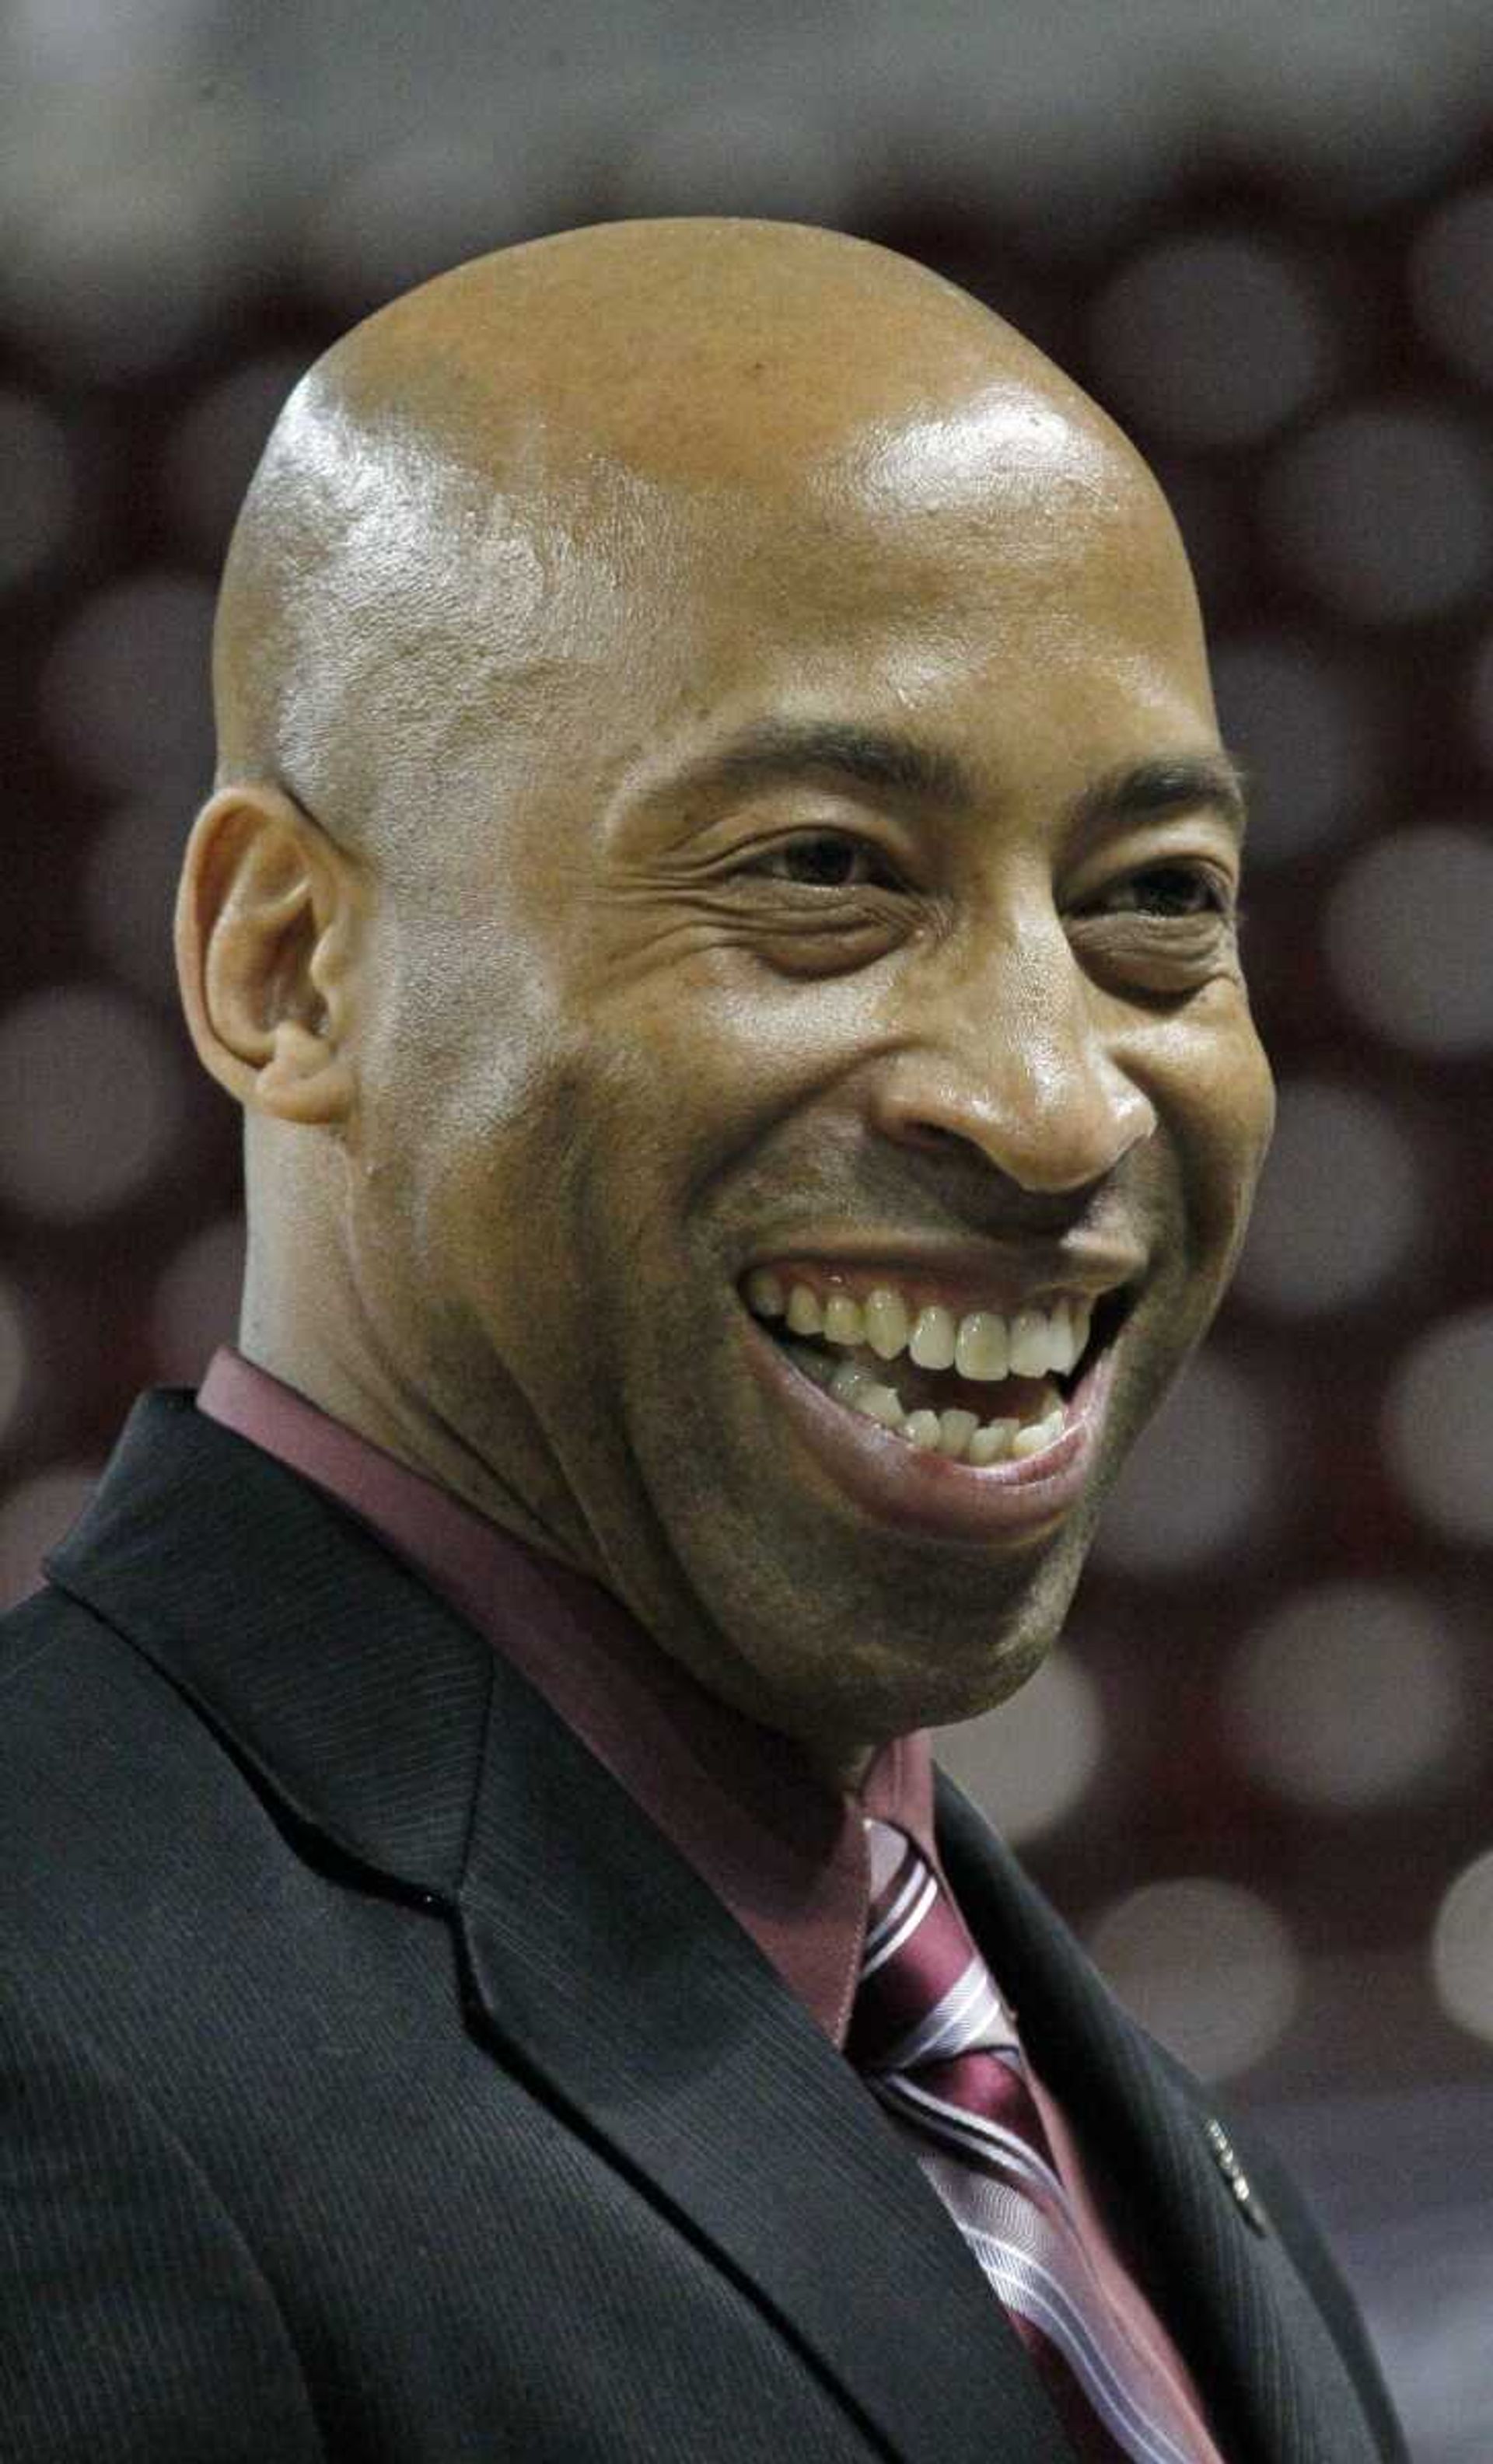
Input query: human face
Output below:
<box><xmin>344</xmin><ymin>396</ymin><xmax>1274</xmax><ymax>1766</ymax></box>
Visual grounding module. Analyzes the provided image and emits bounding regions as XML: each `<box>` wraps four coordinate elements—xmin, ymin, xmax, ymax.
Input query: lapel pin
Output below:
<box><xmin>1204</xmin><ymin>2117</ymin><xmax>1271</xmax><ymax>2238</ymax></box>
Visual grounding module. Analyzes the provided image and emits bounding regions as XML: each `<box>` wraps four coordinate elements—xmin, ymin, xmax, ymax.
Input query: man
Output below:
<box><xmin>1</xmin><ymin>218</ymin><xmax>1404</xmax><ymax>2460</ymax></box>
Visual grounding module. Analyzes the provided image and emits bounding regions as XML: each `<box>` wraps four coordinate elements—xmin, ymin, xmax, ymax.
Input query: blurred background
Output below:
<box><xmin>2</xmin><ymin>0</ymin><xmax>1490</xmax><ymax>2449</ymax></box>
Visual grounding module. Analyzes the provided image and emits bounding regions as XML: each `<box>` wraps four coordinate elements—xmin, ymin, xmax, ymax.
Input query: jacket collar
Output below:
<box><xmin>45</xmin><ymin>1389</ymin><xmax>492</xmax><ymax>1896</ymax></box>
<box><xmin>46</xmin><ymin>1389</ymin><xmax>1387</xmax><ymax>2464</ymax></box>
<box><xmin>46</xmin><ymin>1390</ymin><xmax>1072</xmax><ymax>2464</ymax></box>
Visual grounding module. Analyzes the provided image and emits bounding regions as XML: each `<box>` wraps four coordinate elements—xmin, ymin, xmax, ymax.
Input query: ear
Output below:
<box><xmin>173</xmin><ymin>785</ymin><xmax>365</xmax><ymax>1127</ymax></box>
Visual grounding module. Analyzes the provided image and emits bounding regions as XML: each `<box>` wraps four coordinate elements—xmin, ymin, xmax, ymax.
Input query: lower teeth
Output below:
<box><xmin>790</xmin><ymin>1345</ymin><xmax>1066</xmax><ymax>1465</ymax></box>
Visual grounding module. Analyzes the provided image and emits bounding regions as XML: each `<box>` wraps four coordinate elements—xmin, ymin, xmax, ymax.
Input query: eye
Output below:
<box><xmin>1094</xmin><ymin>864</ymin><xmax>1235</xmax><ymax>921</ymax></box>
<box><xmin>742</xmin><ymin>832</ymin><xmax>904</xmax><ymax>890</ymax></box>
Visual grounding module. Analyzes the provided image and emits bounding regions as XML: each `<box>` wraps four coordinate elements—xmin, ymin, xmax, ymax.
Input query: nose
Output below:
<box><xmin>869</xmin><ymin>926</ymin><xmax>1157</xmax><ymax>1197</ymax></box>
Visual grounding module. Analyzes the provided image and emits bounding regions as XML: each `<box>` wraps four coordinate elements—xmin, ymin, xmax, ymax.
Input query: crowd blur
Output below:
<box><xmin>2</xmin><ymin>4</ymin><xmax>1490</xmax><ymax>2450</ymax></box>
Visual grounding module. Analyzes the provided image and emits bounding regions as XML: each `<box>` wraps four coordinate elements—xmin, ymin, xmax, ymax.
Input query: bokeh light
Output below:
<box><xmin>39</xmin><ymin>571</ymin><xmax>215</xmax><ymax>798</ymax></box>
<box><xmin>1233</xmin><ymin>1079</ymin><xmax>1427</xmax><ymax>1317</ymax></box>
<box><xmin>150</xmin><ymin>1211</ymin><xmax>246</xmax><ymax>1384</ymax></box>
<box><xmin>933</xmin><ymin>1650</ymin><xmax>1103</xmax><ymax>1846</ymax></box>
<box><xmin>1383</xmin><ymin>1305</ymin><xmax>1493</xmax><ymax>1547</ymax></box>
<box><xmin>1086</xmin><ymin>1878</ymin><xmax>1301</xmax><ymax>2080</ymax></box>
<box><xmin>1090</xmin><ymin>1351</ymin><xmax>1276</xmax><ymax>1575</ymax></box>
<box><xmin>1090</xmin><ymin>232</ymin><xmax>1330</xmax><ymax>450</ymax></box>
<box><xmin>0</xmin><ymin>984</ymin><xmax>186</xmax><ymax>1222</ymax></box>
<box><xmin>4</xmin><ymin>28</ymin><xmax>1493</xmax><ymax>2449</ymax></box>
<box><xmin>1263</xmin><ymin>405</ymin><xmax>1493</xmax><ymax>624</ymax></box>
<box><xmin>1210</xmin><ymin>631</ymin><xmax>1377</xmax><ymax>866</ymax></box>
<box><xmin>82</xmin><ymin>802</ymin><xmax>190</xmax><ymax>1006</ymax></box>
<box><xmin>1325</xmin><ymin>824</ymin><xmax>1493</xmax><ymax>1057</ymax></box>
<box><xmin>1224</xmin><ymin>1580</ymin><xmax>1468</xmax><ymax>1810</ymax></box>
<box><xmin>1431</xmin><ymin>1851</ymin><xmax>1493</xmax><ymax>2046</ymax></box>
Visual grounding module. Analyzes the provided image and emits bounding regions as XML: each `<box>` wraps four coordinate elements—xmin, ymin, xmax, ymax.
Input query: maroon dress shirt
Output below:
<box><xmin>196</xmin><ymin>1344</ymin><xmax>1223</xmax><ymax>2459</ymax></box>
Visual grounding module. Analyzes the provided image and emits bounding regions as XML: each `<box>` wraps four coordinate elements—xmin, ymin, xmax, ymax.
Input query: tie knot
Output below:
<box><xmin>849</xmin><ymin>1820</ymin><xmax>1016</xmax><ymax>2074</ymax></box>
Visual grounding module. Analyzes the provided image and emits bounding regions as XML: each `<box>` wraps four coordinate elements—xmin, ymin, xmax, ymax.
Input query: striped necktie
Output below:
<box><xmin>850</xmin><ymin>1819</ymin><xmax>1216</xmax><ymax>2464</ymax></box>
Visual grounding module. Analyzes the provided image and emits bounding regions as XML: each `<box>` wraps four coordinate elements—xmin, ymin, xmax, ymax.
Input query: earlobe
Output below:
<box><xmin>252</xmin><ymin>1021</ymin><xmax>355</xmax><ymax>1124</ymax></box>
<box><xmin>175</xmin><ymin>784</ymin><xmax>360</xmax><ymax>1127</ymax></box>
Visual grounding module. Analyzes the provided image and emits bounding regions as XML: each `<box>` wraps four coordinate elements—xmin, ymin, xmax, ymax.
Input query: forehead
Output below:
<box><xmin>599</xmin><ymin>408</ymin><xmax>1215</xmax><ymax>784</ymax></box>
<box><xmin>375</xmin><ymin>375</ymin><xmax>1219</xmax><ymax>902</ymax></box>
<box><xmin>800</xmin><ymin>392</ymin><xmax>1189</xmax><ymax>622</ymax></box>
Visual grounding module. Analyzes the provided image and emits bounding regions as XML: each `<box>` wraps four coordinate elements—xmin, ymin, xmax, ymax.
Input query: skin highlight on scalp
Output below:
<box><xmin>211</xmin><ymin>218</ymin><xmax>1166</xmax><ymax>877</ymax></box>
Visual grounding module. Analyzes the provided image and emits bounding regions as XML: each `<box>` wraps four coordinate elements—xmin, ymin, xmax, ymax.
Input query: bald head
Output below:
<box><xmin>212</xmin><ymin>218</ymin><xmax>1156</xmax><ymax>876</ymax></box>
<box><xmin>180</xmin><ymin>214</ymin><xmax>1264</xmax><ymax>1762</ymax></box>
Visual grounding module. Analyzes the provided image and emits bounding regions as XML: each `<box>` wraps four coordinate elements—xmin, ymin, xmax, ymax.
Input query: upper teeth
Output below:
<box><xmin>744</xmin><ymin>1270</ymin><xmax>1094</xmax><ymax>1382</ymax></box>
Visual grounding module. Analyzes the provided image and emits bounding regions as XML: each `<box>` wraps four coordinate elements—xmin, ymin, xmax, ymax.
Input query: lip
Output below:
<box><xmin>740</xmin><ymin>1305</ymin><xmax>1119</xmax><ymax>1547</ymax></box>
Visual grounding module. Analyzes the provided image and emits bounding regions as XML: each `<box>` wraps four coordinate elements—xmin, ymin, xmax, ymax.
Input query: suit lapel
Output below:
<box><xmin>47</xmin><ymin>1392</ymin><xmax>1075</xmax><ymax>2464</ymax></box>
<box><xmin>44</xmin><ymin>1389</ymin><xmax>491</xmax><ymax>1897</ymax></box>
<box><xmin>456</xmin><ymin>1664</ymin><xmax>1077</xmax><ymax>2464</ymax></box>
<box><xmin>935</xmin><ymin>1773</ymin><xmax>1385</xmax><ymax>2464</ymax></box>
<box><xmin>51</xmin><ymin>1393</ymin><xmax>1383</xmax><ymax>2463</ymax></box>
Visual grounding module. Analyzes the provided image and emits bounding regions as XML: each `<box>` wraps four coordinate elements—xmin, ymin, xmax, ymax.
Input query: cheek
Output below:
<box><xmin>351</xmin><ymin>946</ymin><xmax>572</xmax><ymax>1295</ymax></box>
<box><xmin>591</xmin><ymin>952</ymin><xmax>874</xmax><ymax>1157</ymax></box>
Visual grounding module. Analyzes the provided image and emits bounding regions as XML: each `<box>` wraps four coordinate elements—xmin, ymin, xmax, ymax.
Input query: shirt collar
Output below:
<box><xmin>194</xmin><ymin>1346</ymin><xmax>935</xmax><ymax>2046</ymax></box>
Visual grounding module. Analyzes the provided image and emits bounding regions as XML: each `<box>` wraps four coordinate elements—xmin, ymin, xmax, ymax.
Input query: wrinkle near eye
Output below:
<box><xmin>1065</xmin><ymin>909</ymin><xmax>1243</xmax><ymax>1001</ymax></box>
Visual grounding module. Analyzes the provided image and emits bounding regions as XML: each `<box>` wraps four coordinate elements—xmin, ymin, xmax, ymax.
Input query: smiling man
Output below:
<box><xmin>2</xmin><ymin>221</ymin><xmax>1403</xmax><ymax>2462</ymax></box>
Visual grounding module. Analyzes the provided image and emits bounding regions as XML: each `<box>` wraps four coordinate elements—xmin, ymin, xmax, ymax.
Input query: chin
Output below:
<box><xmin>734</xmin><ymin>1535</ymin><xmax>1089</xmax><ymax>1760</ymax></box>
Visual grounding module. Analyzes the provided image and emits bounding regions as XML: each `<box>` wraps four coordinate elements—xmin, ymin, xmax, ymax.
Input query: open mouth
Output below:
<box><xmin>740</xmin><ymin>1267</ymin><xmax>1130</xmax><ymax>1471</ymax></box>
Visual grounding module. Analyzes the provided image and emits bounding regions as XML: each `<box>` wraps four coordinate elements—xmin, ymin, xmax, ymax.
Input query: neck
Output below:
<box><xmin>237</xmin><ymin>1308</ymin><xmax>592</xmax><ymax>1589</ymax></box>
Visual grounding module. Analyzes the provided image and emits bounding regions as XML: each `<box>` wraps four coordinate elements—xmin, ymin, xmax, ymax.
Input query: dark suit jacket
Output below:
<box><xmin>0</xmin><ymin>1389</ymin><xmax>1405</xmax><ymax>2462</ymax></box>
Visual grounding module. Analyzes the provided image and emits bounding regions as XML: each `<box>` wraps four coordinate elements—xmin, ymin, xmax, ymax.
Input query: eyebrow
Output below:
<box><xmin>695</xmin><ymin>719</ymin><xmax>971</xmax><ymax>809</ymax></box>
<box><xmin>666</xmin><ymin>718</ymin><xmax>1250</xmax><ymax>842</ymax></box>
<box><xmin>1069</xmin><ymin>750</ymin><xmax>1250</xmax><ymax>843</ymax></box>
